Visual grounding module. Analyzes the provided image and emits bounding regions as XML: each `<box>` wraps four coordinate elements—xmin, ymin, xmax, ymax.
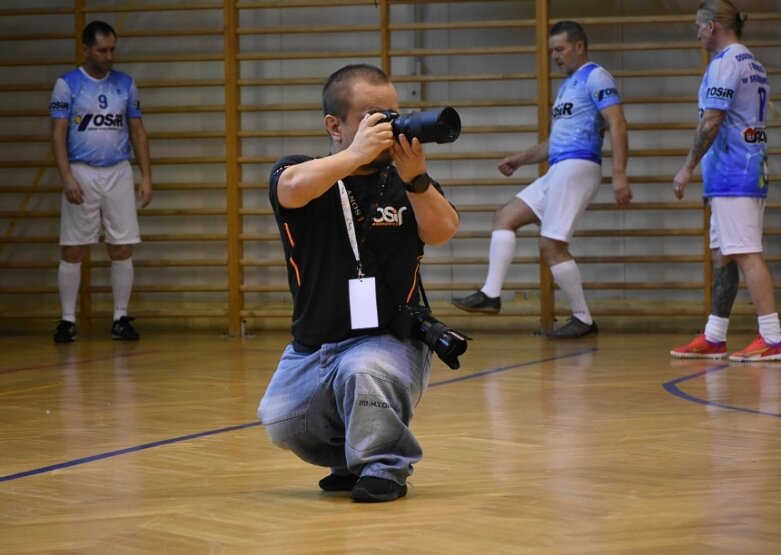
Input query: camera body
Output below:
<box><xmin>390</xmin><ymin>305</ymin><xmax>469</xmax><ymax>369</ymax></box>
<box><xmin>375</xmin><ymin>107</ymin><xmax>461</xmax><ymax>144</ymax></box>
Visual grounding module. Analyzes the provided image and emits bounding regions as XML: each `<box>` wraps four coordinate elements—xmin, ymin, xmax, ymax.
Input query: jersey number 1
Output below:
<box><xmin>758</xmin><ymin>87</ymin><xmax>766</xmax><ymax>122</ymax></box>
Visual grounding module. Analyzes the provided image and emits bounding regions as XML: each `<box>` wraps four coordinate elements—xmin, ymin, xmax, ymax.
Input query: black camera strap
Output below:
<box><xmin>416</xmin><ymin>270</ymin><xmax>432</xmax><ymax>312</ymax></box>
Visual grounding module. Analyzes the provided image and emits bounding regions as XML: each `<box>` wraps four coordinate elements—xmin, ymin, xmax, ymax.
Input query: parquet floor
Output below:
<box><xmin>1</xmin><ymin>330</ymin><xmax>779</xmax><ymax>554</ymax></box>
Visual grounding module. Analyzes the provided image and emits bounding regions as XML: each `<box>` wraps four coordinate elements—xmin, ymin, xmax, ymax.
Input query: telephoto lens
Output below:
<box><xmin>392</xmin><ymin>107</ymin><xmax>461</xmax><ymax>144</ymax></box>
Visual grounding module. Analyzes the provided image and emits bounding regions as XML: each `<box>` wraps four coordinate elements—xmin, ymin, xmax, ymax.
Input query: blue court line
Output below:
<box><xmin>0</xmin><ymin>348</ymin><xmax>596</xmax><ymax>483</ymax></box>
<box><xmin>0</xmin><ymin>422</ymin><xmax>261</xmax><ymax>483</ymax></box>
<box><xmin>663</xmin><ymin>365</ymin><xmax>781</xmax><ymax>418</ymax></box>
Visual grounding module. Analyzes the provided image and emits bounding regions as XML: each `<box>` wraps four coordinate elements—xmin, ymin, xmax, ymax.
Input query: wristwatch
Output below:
<box><xmin>404</xmin><ymin>172</ymin><xmax>431</xmax><ymax>194</ymax></box>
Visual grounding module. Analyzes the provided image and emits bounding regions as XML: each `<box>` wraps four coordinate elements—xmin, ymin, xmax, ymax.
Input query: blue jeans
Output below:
<box><xmin>258</xmin><ymin>333</ymin><xmax>432</xmax><ymax>485</ymax></box>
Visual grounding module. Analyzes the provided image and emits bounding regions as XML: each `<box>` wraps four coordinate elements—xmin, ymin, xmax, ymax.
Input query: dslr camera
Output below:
<box><xmin>375</xmin><ymin>107</ymin><xmax>461</xmax><ymax>144</ymax></box>
<box><xmin>390</xmin><ymin>305</ymin><xmax>469</xmax><ymax>370</ymax></box>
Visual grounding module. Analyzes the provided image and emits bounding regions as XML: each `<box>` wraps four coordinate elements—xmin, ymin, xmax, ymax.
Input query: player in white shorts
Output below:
<box><xmin>452</xmin><ymin>20</ymin><xmax>631</xmax><ymax>338</ymax></box>
<box><xmin>670</xmin><ymin>0</ymin><xmax>778</xmax><ymax>362</ymax></box>
<box><xmin>49</xmin><ymin>20</ymin><xmax>152</xmax><ymax>343</ymax></box>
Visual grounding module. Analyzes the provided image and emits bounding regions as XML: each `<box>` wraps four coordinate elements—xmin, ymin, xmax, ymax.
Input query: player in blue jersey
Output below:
<box><xmin>670</xmin><ymin>0</ymin><xmax>779</xmax><ymax>361</ymax></box>
<box><xmin>452</xmin><ymin>20</ymin><xmax>631</xmax><ymax>338</ymax></box>
<box><xmin>49</xmin><ymin>21</ymin><xmax>152</xmax><ymax>343</ymax></box>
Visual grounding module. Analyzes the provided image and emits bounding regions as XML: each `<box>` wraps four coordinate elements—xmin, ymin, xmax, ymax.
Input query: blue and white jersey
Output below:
<box><xmin>548</xmin><ymin>62</ymin><xmax>621</xmax><ymax>166</ymax></box>
<box><xmin>699</xmin><ymin>43</ymin><xmax>770</xmax><ymax>198</ymax></box>
<box><xmin>49</xmin><ymin>67</ymin><xmax>142</xmax><ymax>167</ymax></box>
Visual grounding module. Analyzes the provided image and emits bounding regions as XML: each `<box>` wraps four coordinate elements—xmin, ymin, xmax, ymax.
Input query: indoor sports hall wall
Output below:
<box><xmin>0</xmin><ymin>0</ymin><xmax>779</xmax><ymax>335</ymax></box>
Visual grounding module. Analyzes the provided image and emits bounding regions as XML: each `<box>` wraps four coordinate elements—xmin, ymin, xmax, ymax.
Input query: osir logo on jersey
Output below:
<box><xmin>706</xmin><ymin>86</ymin><xmax>734</xmax><ymax>99</ymax></box>
<box><xmin>75</xmin><ymin>113</ymin><xmax>125</xmax><ymax>132</ymax></box>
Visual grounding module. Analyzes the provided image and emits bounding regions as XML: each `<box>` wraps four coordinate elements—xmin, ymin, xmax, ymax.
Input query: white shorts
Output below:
<box><xmin>60</xmin><ymin>160</ymin><xmax>140</xmax><ymax>246</ymax></box>
<box><xmin>517</xmin><ymin>158</ymin><xmax>601</xmax><ymax>242</ymax></box>
<box><xmin>709</xmin><ymin>196</ymin><xmax>765</xmax><ymax>255</ymax></box>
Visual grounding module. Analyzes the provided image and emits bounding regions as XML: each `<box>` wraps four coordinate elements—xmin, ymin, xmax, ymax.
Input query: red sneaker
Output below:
<box><xmin>670</xmin><ymin>333</ymin><xmax>727</xmax><ymax>359</ymax></box>
<box><xmin>729</xmin><ymin>336</ymin><xmax>781</xmax><ymax>362</ymax></box>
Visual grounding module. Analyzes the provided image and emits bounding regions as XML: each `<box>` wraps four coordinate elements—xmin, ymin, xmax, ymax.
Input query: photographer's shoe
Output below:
<box><xmin>112</xmin><ymin>316</ymin><xmax>140</xmax><ymax>340</ymax></box>
<box><xmin>318</xmin><ymin>473</ymin><xmax>359</xmax><ymax>492</ymax></box>
<box><xmin>53</xmin><ymin>320</ymin><xmax>77</xmax><ymax>343</ymax></box>
<box><xmin>547</xmin><ymin>317</ymin><xmax>598</xmax><ymax>339</ymax></box>
<box><xmin>351</xmin><ymin>477</ymin><xmax>407</xmax><ymax>502</ymax></box>
<box><xmin>451</xmin><ymin>290</ymin><xmax>501</xmax><ymax>314</ymax></box>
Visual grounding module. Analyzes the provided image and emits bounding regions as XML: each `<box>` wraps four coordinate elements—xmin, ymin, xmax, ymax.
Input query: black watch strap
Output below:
<box><xmin>405</xmin><ymin>172</ymin><xmax>431</xmax><ymax>194</ymax></box>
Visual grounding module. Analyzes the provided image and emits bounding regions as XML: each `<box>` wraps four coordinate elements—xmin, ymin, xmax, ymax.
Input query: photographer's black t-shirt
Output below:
<box><xmin>269</xmin><ymin>155</ymin><xmax>446</xmax><ymax>349</ymax></box>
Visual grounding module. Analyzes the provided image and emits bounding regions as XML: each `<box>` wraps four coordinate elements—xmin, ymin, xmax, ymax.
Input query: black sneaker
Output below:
<box><xmin>53</xmin><ymin>320</ymin><xmax>77</xmax><ymax>343</ymax></box>
<box><xmin>112</xmin><ymin>316</ymin><xmax>140</xmax><ymax>341</ymax></box>
<box><xmin>451</xmin><ymin>290</ymin><xmax>501</xmax><ymax>314</ymax></box>
<box><xmin>547</xmin><ymin>317</ymin><xmax>598</xmax><ymax>339</ymax></box>
<box><xmin>318</xmin><ymin>473</ymin><xmax>359</xmax><ymax>492</ymax></box>
<box><xmin>351</xmin><ymin>477</ymin><xmax>407</xmax><ymax>503</ymax></box>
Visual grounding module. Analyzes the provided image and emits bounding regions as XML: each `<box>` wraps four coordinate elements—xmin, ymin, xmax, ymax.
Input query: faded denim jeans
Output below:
<box><xmin>258</xmin><ymin>333</ymin><xmax>432</xmax><ymax>485</ymax></box>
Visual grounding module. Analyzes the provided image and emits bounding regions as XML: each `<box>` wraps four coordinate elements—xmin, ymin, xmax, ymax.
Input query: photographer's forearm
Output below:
<box><xmin>276</xmin><ymin>150</ymin><xmax>362</xmax><ymax>208</ymax></box>
<box><xmin>408</xmin><ymin>189</ymin><xmax>459</xmax><ymax>246</ymax></box>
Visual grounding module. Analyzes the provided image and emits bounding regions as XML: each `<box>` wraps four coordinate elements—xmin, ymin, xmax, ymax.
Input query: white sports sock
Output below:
<box><xmin>111</xmin><ymin>259</ymin><xmax>134</xmax><ymax>321</ymax></box>
<box><xmin>758</xmin><ymin>313</ymin><xmax>781</xmax><ymax>344</ymax></box>
<box><xmin>704</xmin><ymin>314</ymin><xmax>729</xmax><ymax>343</ymax></box>
<box><xmin>58</xmin><ymin>260</ymin><xmax>81</xmax><ymax>323</ymax></box>
<box><xmin>550</xmin><ymin>259</ymin><xmax>592</xmax><ymax>325</ymax></box>
<box><xmin>481</xmin><ymin>229</ymin><xmax>516</xmax><ymax>298</ymax></box>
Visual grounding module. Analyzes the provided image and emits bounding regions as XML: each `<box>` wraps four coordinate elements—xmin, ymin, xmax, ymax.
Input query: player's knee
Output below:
<box><xmin>539</xmin><ymin>237</ymin><xmax>570</xmax><ymax>265</ymax></box>
<box><xmin>107</xmin><ymin>244</ymin><xmax>133</xmax><ymax>260</ymax></box>
<box><xmin>61</xmin><ymin>245</ymin><xmax>87</xmax><ymax>263</ymax></box>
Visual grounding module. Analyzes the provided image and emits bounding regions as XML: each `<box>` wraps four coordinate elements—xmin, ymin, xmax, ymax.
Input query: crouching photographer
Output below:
<box><xmin>258</xmin><ymin>64</ymin><xmax>461</xmax><ymax>503</ymax></box>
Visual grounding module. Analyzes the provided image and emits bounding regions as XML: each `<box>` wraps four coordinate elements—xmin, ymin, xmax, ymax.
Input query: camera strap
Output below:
<box><xmin>413</xmin><ymin>269</ymin><xmax>433</xmax><ymax>313</ymax></box>
<box><xmin>337</xmin><ymin>167</ymin><xmax>389</xmax><ymax>278</ymax></box>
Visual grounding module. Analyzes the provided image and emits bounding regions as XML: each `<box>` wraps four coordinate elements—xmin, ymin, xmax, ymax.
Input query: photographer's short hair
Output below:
<box><xmin>550</xmin><ymin>20</ymin><xmax>588</xmax><ymax>50</ymax></box>
<box><xmin>322</xmin><ymin>64</ymin><xmax>391</xmax><ymax>119</ymax></box>
<box><xmin>82</xmin><ymin>21</ymin><xmax>116</xmax><ymax>46</ymax></box>
<box><xmin>698</xmin><ymin>0</ymin><xmax>747</xmax><ymax>38</ymax></box>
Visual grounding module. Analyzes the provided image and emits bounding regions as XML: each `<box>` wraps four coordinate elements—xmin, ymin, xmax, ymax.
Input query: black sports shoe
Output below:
<box><xmin>350</xmin><ymin>477</ymin><xmax>407</xmax><ymax>503</ymax></box>
<box><xmin>53</xmin><ymin>320</ymin><xmax>77</xmax><ymax>343</ymax></box>
<box><xmin>318</xmin><ymin>473</ymin><xmax>359</xmax><ymax>492</ymax></box>
<box><xmin>112</xmin><ymin>316</ymin><xmax>140</xmax><ymax>341</ymax></box>
<box><xmin>451</xmin><ymin>290</ymin><xmax>501</xmax><ymax>314</ymax></box>
<box><xmin>547</xmin><ymin>317</ymin><xmax>598</xmax><ymax>339</ymax></box>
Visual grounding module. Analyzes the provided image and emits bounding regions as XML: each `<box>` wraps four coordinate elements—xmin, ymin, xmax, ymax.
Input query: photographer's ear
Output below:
<box><xmin>325</xmin><ymin>114</ymin><xmax>343</xmax><ymax>144</ymax></box>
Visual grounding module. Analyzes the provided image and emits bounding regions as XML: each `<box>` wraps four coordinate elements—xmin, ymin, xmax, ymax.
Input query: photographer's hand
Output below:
<box><xmin>349</xmin><ymin>112</ymin><xmax>395</xmax><ymax>166</ymax></box>
<box><xmin>390</xmin><ymin>133</ymin><xmax>426</xmax><ymax>182</ymax></box>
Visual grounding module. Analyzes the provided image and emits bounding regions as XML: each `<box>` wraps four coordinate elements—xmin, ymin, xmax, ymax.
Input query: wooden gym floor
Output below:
<box><xmin>1</xmin><ymin>329</ymin><xmax>779</xmax><ymax>554</ymax></box>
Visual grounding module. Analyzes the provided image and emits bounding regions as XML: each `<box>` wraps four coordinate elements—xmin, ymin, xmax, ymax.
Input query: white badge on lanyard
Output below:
<box><xmin>349</xmin><ymin>276</ymin><xmax>378</xmax><ymax>329</ymax></box>
<box><xmin>339</xmin><ymin>180</ymin><xmax>379</xmax><ymax>329</ymax></box>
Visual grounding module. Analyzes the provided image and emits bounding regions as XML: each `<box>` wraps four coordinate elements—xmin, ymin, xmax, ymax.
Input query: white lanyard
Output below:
<box><xmin>338</xmin><ymin>179</ymin><xmax>364</xmax><ymax>277</ymax></box>
<box><xmin>338</xmin><ymin>179</ymin><xmax>379</xmax><ymax>330</ymax></box>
